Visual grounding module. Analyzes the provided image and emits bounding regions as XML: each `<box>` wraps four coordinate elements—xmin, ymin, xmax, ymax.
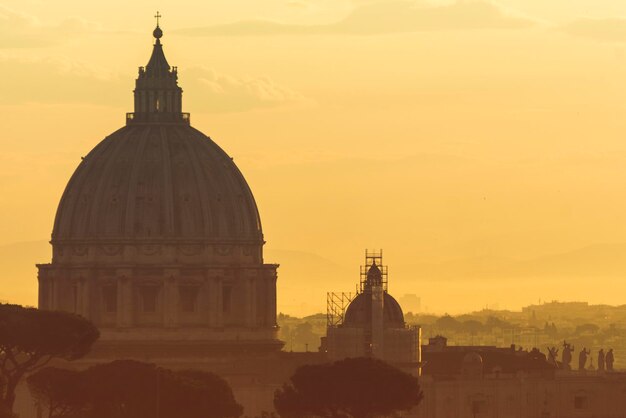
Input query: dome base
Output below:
<box><xmin>38</xmin><ymin>262</ymin><xmax>280</xmax><ymax>349</ymax></box>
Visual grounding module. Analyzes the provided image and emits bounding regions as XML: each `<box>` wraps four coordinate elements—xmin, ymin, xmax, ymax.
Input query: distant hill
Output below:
<box><xmin>396</xmin><ymin>242</ymin><xmax>626</xmax><ymax>281</ymax></box>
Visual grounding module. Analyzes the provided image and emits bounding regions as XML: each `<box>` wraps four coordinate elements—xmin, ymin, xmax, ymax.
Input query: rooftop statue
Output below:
<box><xmin>598</xmin><ymin>349</ymin><xmax>605</xmax><ymax>372</ymax></box>
<box><xmin>561</xmin><ymin>341</ymin><xmax>574</xmax><ymax>371</ymax></box>
<box><xmin>578</xmin><ymin>348</ymin><xmax>590</xmax><ymax>371</ymax></box>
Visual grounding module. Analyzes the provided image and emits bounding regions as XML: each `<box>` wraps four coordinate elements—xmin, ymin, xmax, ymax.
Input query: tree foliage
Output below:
<box><xmin>575</xmin><ymin>323</ymin><xmax>600</xmax><ymax>335</ymax></box>
<box><xmin>27</xmin><ymin>367</ymin><xmax>86</xmax><ymax>418</ymax></box>
<box><xmin>274</xmin><ymin>357</ymin><xmax>422</xmax><ymax>418</ymax></box>
<box><xmin>28</xmin><ymin>360</ymin><xmax>242</xmax><ymax>418</ymax></box>
<box><xmin>462</xmin><ymin>320</ymin><xmax>484</xmax><ymax>334</ymax></box>
<box><xmin>0</xmin><ymin>304</ymin><xmax>99</xmax><ymax>413</ymax></box>
<box><xmin>435</xmin><ymin>315</ymin><xmax>461</xmax><ymax>331</ymax></box>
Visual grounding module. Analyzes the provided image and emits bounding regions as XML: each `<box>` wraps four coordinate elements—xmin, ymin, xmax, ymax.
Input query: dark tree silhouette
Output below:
<box><xmin>27</xmin><ymin>367</ymin><xmax>86</xmax><ymax>418</ymax></box>
<box><xmin>0</xmin><ymin>404</ymin><xmax>15</xmax><ymax>418</ymax></box>
<box><xmin>462</xmin><ymin>320</ymin><xmax>484</xmax><ymax>334</ymax></box>
<box><xmin>0</xmin><ymin>304</ymin><xmax>99</xmax><ymax>414</ymax></box>
<box><xmin>485</xmin><ymin>316</ymin><xmax>514</xmax><ymax>331</ymax></box>
<box><xmin>274</xmin><ymin>357</ymin><xmax>422</xmax><ymax>418</ymax></box>
<box><xmin>29</xmin><ymin>360</ymin><xmax>243</xmax><ymax>418</ymax></box>
<box><xmin>435</xmin><ymin>315</ymin><xmax>461</xmax><ymax>331</ymax></box>
<box><xmin>167</xmin><ymin>369</ymin><xmax>243</xmax><ymax>418</ymax></box>
<box><xmin>81</xmin><ymin>360</ymin><xmax>163</xmax><ymax>418</ymax></box>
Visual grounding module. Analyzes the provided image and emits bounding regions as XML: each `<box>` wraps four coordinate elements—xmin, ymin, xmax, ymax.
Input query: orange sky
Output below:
<box><xmin>2</xmin><ymin>0</ymin><xmax>626</xmax><ymax>315</ymax></box>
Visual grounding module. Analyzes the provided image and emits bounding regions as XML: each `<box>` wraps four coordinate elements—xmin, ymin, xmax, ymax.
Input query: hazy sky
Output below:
<box><xmin>2</xmin><ymin>0</ymin><xmax>626</xmax><ymax>315</ymax></box>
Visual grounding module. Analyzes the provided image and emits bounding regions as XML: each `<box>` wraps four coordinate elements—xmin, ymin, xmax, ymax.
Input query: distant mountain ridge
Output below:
<box><xmin>2</xmin><ymin>241</ymin><xmax>626</xmax><ymax>311</ymax></box>
<box><xmin>397</xmin><ymin>242</ymin><xmax>626</xmax><ymax>281</ymax></box>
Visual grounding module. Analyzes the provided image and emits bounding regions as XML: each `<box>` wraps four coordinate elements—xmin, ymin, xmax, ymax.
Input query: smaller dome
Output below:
<box><xmin>463</xmin><ymin>352</ymin><xmax>484</xmax><ymax>364</ymax></box>
<box><xmin>462</xmin><ymin>352</ymin><xmax>484</xmax><ymax>378</ymax></box>
<box><xmin>343</xmin><ymin>292</ymin><xmax>405</xmax><ymax>328</ymax></box>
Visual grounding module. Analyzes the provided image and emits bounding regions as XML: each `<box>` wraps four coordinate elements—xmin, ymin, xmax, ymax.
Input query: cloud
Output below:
<box><xmin>0</xmin><ymin>56</ymin><xmax>305</xmax><ymax>113</ymax></box>
<box><xmin>177</xmin><ymin>0</ymin><xmax>534</xmax><ymax>37</ymax></box>
<box><xmin>0</xmin><ymin>55</ymin><xmax>121</xmax><ymax>105</ymax></box>
<box><xmin>561</xmin><ymin>18</ymin><xmax>626</xmax><ymax>42</ymax></box>
<box><xmin>0</xmin><ymin>5</ymin><xmax>97</xmax><ymax>48</ymax></box>
<box><xmin>404</xmin><ymin>242</ymin><xmax>626</xmax><ymax>281</ymax></box>
<box><xmin>184</xmin><ymin>67</ymin><xmax>308</xmax><ymax>113</ymax></box>
<box><xmin>286</xmin><ymin>0</ymin><xmax>310</xmax><ymax>9</ymax></box>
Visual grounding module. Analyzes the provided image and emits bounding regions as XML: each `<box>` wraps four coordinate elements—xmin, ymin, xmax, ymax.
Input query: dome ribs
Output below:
<box><xmin>139</xmin><ymin>128</ymin><xmax>165</xmax><ymax>237</ymax></box>
<box><xmin>159</xmin><ymin>126</ymin><xmax>176</xmax><ymax>237</ymax></box>
<box><xmin>178</xmin><ymin>128</ymin><xmax>215</xmax><ymax>238</ymax></box>
<box><xmin>168</xmin><ymin>128</ymin><xmax>203</xmax><ymax>237</ymax></box>
<box><xmin>77</xmin><ymin>128</ymin><xmax>134</xmax><ymax>239</ymax></box>
<box><xmin>194</xmin><ymin>134</ymin><xmax>222</xmax><ymax>239</ymax></box>
<box><xmin>89</xmin><ymin>128</ymin><xmax>143</xmax><ymax>238</ymax></box>
<box><xmin>192</xmin><ymin>130</ymin><xmax>234</xmax><ymax>239</ymax></box>
<box><xmin>220</xmin><ymin>157</ymin><xmax>244</xmax><ymax>238</ymax></box>
<box><xmin>192</xmin><ymin>128</ymin><xmax>262</xmax><ymax>241</ymax></box>
<box><xmin>232</xmin><ymin>162</ymin><xmax>262</xmax><ymax>239</ymax></box>
<box><xmin>52</xmin><ymin>132</ymin><xmax>117</xmax><ymax>241</ymax></box>
<box><xmin>122</xmin><ymin>126</ymin><xmax>151</xmax><ymax>237</ymax></box>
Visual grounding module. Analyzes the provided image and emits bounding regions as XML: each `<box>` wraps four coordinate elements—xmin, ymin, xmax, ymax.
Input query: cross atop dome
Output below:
<box><xmin>153</xmin><ymin>11</ymin><xmax>163</xmax><ymax>40</ymax></box>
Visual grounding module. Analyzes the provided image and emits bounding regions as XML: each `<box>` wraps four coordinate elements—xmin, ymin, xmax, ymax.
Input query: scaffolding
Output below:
<box><xmin>326</xmin><ymin>250</ymin><xmax>390</xmax><ymax>328</ymax></box>
<box><xmin>360</xmin><ymin>249</ymin><xmax>388</xmax><ymax>293</ymax></box>
<box><xmin>327</xmin><ymin>292</ymin><xmax>355</xmax><ymax>327</ymax></box>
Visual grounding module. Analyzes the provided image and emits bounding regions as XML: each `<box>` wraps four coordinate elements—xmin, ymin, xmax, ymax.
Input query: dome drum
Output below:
<box><xmin>49</xmin><ymin>242</ymin><xmax>263</xmax><ymax>266</ymax></box>
<box><xmin>37</xmin><ymin>263</ymin><xmax>279</xmax><ymax>334</ymax></box>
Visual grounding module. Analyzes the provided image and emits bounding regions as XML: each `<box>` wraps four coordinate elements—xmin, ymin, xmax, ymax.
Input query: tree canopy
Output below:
<box><xmin>0</xmin><ymin>304</ymin><xmax>99</xmax><ymax>413</ymax></box>
<box><xmin>28</xmin><ymin>360</ymin><xmax>243</xmax><ymax>418</ymax></box>
<box><xmin>27</xmin><ymin>367</ymin><xmax>86</xmax><ymax>418</ymax></box>
<box><xmin>274</xmin><ymin>357</ymin><xmax>422</xmax><ymax>418</ymax></box>
<box><xmin>435</xmin><ymin>315</ymin><xmax>461</xmax><ymax>331</ymax></box>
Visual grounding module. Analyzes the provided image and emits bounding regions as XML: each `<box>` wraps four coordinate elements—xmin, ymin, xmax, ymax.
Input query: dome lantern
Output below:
<box><xmin>127</xmin><ymin>13</ymin><xmax>189</xmax><ymax>125</ymax></box>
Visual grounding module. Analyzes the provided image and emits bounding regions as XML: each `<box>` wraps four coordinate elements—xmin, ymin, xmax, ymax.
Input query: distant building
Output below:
<box><xmin>400</xmin><ymin>293</ymin><xmax>422</xmax><ymax>313</ymax></box>
<box><xmin>321</xmin><ymin>260</ymin><xmax>626</xmax><ymax>418</ymax></box>
<box><xmin>418</xmin><ymin>336</ymin><xmax>626</xmax><ymax>418</ymax></box>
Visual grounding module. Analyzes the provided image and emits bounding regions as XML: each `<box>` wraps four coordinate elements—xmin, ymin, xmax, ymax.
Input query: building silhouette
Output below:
<box><xmin>37</xmin><ymin>22</ymin><xmax>280</xmax><ymax>356</ymax></box>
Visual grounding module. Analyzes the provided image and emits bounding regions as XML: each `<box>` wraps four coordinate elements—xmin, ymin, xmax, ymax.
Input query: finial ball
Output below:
<box><xmin>153</xmin><ymin>26</ymin><xmax>163</xmax><ymax>39</ymax></box>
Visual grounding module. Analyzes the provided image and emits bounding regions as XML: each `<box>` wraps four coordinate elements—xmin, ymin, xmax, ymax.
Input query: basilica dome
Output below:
<box><xmin>52</xmin><ymin>27</ymin><xmax>261</xmax><ymax>246</ymax></box>
<box><xmin>39</xmin><ymin>22</ymin><xmax>279</xmax><ymax>347</ymax></box>
<box><xmin>52</xmin><ymin>124</ymin><xmax>262</xmax><ymax>243</ymax></box>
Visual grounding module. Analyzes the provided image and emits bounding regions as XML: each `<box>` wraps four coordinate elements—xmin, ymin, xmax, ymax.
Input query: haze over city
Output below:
<box><xmin>3</xmin><ymin>0</ymin><xmax>626</xmax><ymax>316</ymax></box>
